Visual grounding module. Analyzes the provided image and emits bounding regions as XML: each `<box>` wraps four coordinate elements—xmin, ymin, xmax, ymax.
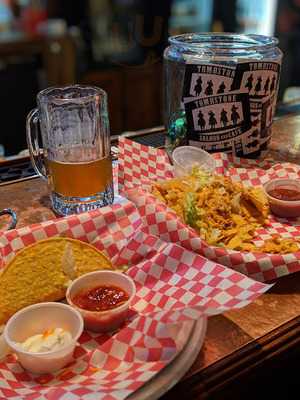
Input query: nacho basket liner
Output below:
<box><xmin>118</xmin><ymin>137</ymin><xmax>300</xmax><ymax>282</ymax></box>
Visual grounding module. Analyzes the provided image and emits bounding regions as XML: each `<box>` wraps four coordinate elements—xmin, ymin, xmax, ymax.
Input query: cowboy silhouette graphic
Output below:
<box><xmin>247</xmin><ymin>140</ymin><xmax>259</xmax><ymax>148</ymax></box>
<box><xmin>254</xmin><ymin>76</ymin><xmax>262</xmax><ymax>95</ymax></box>
<box><xmin>208</xmin><ymin>111</ymin><xmax>217</xmax><ymax>129</ymax></box>
<box><xmin>245</xmin><ymin>74</ymin><xmax>254</xmax><ymax>92</ymax></box>
<box><xmin>264</xmin><ymin>77</ymin><xmax>270</xmax><ymax>94</ymax></box>
<box><xmin>270</xmin><ymin>76</ymin><xmax>276</xmax><ymax>93</ymax></box>
<box><xmin>194</xmin><ymin>76</ymin><xmax>202</xmax><ymax>96</ymax></box>
<box><xmin>249</xmin><ymin>130</ymin><xmax>259</xmax><ymax>139</ymax></box>
<box><xmin>231</xmin><ymin>105</ymin><xmax>240</xmax><ymax>125</ymax></box>
<box><xmin>217</xmin><ymin>81</ymin><xmax>226</xmax><ymax>94</ymax></box>
<box><xmin>220</xmin><ymin>108</ymin><xmax>228</xmax><ymax>127</ymax></box>
<box><xmin>205</xmin><ymin>80</ymin><xmax>213</xmax><ymax>96</ymax></box>
<box><xmin>197</xmin><ymin>110</ymin><xmax>206</xmax><ymax>130</ymax></box>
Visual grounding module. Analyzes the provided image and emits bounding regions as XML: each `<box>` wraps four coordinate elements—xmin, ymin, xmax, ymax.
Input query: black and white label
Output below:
<box><xmin>185</xmin><ymin>92</ymin><xmax>251</xmax><ymax>153</ymax></box>
<box><xmin>182</xmin><ymin>60</ymin><xmax>281</xmax><ymax>157</ymax></box>
<box><xmin>231</xmin><ymin>61</ymin><xmax>280</xmax><ymax>96</ymax></box>
<box><xmin>182</xmin><ymin>64</ymin><xmax>236</xmax><ymax>98</ymax></box>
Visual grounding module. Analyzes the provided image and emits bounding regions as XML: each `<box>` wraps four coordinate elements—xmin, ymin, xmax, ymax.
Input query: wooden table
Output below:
<box><xmin>1</xmin><ymin>116</ymin><xmax>300</xmax><ymax>399</ymax></box>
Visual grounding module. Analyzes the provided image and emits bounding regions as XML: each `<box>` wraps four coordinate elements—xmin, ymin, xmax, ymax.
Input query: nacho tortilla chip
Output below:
<box><xmin>151</xmin><ymin>167</ymin><xmax>300</xmax><ymax>254</ymax></box>
<box><xmin>0</xmin><ymin>237</ymin><xmax>113</xmax><ymax>325</ymax></box>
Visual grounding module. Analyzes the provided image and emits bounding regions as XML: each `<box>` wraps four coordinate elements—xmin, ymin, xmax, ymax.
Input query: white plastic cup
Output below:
<box><xmin>4</xmin><ymin>302</ymin><xmax>83</xmax><ymax>374</ymax></box>
<box><xmin>66</xmin><ymin>271</ymin><xmax>136</xmax><ymax>333</ymax></box>
<box><xmin>263</xmin><ymin>178</ymin><xmax>300</xmax><ymax>218</ymax></box>
<box><xmin>172</xmin><ymin>146</ymin><xmax>216</xmax><ymax>177</ymax></box>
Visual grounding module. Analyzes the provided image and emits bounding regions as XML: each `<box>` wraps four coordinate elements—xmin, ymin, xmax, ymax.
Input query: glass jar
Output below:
<box><xmin>163</xmin><ymin>33</ymin><xmax>283</xmax><ymax>158</ymax></box>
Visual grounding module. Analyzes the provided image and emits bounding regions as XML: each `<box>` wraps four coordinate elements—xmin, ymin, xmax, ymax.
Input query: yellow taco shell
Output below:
<box><xmin>0</xmin><ymin>237</ymin><xmax>113</xmax><ymax>324</ymax></box>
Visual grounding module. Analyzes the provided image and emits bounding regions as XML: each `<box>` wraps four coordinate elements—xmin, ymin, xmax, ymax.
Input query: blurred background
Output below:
<box><xmin>0</xmin><ymin>0</ymin><xmax>299</xmax><ymax>157</ymax></box>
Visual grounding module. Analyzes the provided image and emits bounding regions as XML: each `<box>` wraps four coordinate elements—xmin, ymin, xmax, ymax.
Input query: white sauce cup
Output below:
<box><xmin>172</xmin><ymin>145</ymin><xmax>216</xmax><ymax>177</ymax></box>
<box><xmin>4</xmin><ymin>302</ymin><xmax>83</xmax><ymax>374</ymax></box>
<box><xmin>66</xmin><ymin>271</ymin><xmax>136</xmax><ymax>333</ymax></box>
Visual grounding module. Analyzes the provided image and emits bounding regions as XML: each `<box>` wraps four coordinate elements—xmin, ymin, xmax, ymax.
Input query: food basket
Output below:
<box><xmin>0</xmin><ymin>199</ymin><xmax>269</xmax><ymax>399</ymax></box>
<box><xmin>119</xmin><ymin>137</ymin><xmax>300</xmax><ymax>282</ymax></box>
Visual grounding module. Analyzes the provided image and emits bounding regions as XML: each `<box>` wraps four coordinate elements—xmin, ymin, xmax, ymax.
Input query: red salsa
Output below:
<box><xmin>268</xmin><ymin>187</ymin><xmax>300</xmax><ymax>201</ymax></box>
<box><xmin>72</xmin><ymin>285</ymin><xmax>129</xmax><ymax>312</ymax></box>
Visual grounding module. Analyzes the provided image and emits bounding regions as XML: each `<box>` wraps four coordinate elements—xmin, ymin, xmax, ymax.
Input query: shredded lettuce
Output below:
<box><xmin>184</xmin><ymin>192</ymin><xmax>199</xmax><ymax>229</ymax></box>
<box><xmin>190</xmin><ymin>166</ymin><xmax>212</xmax><ymax>191</ymax></box>
<box><xmin>183</xmin><ymin>166</ymin><xmax>213</xmax><ymax>231</ymax></box>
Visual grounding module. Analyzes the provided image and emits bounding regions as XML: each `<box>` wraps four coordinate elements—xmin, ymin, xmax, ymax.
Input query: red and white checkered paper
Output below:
<box><xmin>119</xmin><ymin>137</ymin><xmax>300</xmax><ymax>282</ymax></box>
<box><xmin>0</xmin><ymin>198</ymin><xmax>270</xmax><ymax>400</ymax></box>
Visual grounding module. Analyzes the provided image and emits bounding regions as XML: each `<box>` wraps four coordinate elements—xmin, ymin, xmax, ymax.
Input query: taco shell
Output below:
<box><xmin>0</xmin><ymin>237</ymin><xmax>113</xmax><ymax>325</ymax></box>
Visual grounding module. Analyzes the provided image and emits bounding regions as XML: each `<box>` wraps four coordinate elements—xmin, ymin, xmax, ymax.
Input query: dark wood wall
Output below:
<box><xmin>81</xmin><ymin>63</ymin><xmax>163</xmax><ymax>135</ymax></box>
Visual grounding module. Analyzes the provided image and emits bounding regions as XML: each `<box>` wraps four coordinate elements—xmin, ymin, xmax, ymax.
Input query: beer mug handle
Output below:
<box><xmin>26</xmin><ymin>108</ymin><xmax>47</xmax><ymax>180</ymax></box>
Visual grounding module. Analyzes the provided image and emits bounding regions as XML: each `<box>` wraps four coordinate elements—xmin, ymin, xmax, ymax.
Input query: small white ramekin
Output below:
<box><xmin>263</xmin><ymin>178</ymin><xmax>300</xmax><ymax>218</ymax></box>
<box><xmin>4</xmin><ymin>302</ymin><xmax>83</xmax><ymax>374</ymax></box>
<box><xmin>172</xmin><ymin>145</ymin><xmax>216</xmax><ymax>177</ymax></box>
<box><xmin>66</xmin><ymin>271</ymin><xmax>136</xmax><ymax>333</ymax></box>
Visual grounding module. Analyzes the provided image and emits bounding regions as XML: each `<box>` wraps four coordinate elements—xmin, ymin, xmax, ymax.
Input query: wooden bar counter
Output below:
<box><xmin>1</xmin><ymin>115</ymin><xmax>300</xmax><ymax>399</ymax></box>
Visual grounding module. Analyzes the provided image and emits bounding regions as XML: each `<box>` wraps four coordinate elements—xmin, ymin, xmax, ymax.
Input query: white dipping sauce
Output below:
<box><xmin>17</xmin><ymin>328</ymin><xmax>72</xmax><ymax>353</ymax></box>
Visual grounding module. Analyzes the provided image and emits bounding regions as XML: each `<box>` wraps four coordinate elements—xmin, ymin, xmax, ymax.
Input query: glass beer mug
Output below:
<box><xmin>26</xmin><ymin>85</ymin><xmax>114</xmax><ymax>216</ymax></box>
